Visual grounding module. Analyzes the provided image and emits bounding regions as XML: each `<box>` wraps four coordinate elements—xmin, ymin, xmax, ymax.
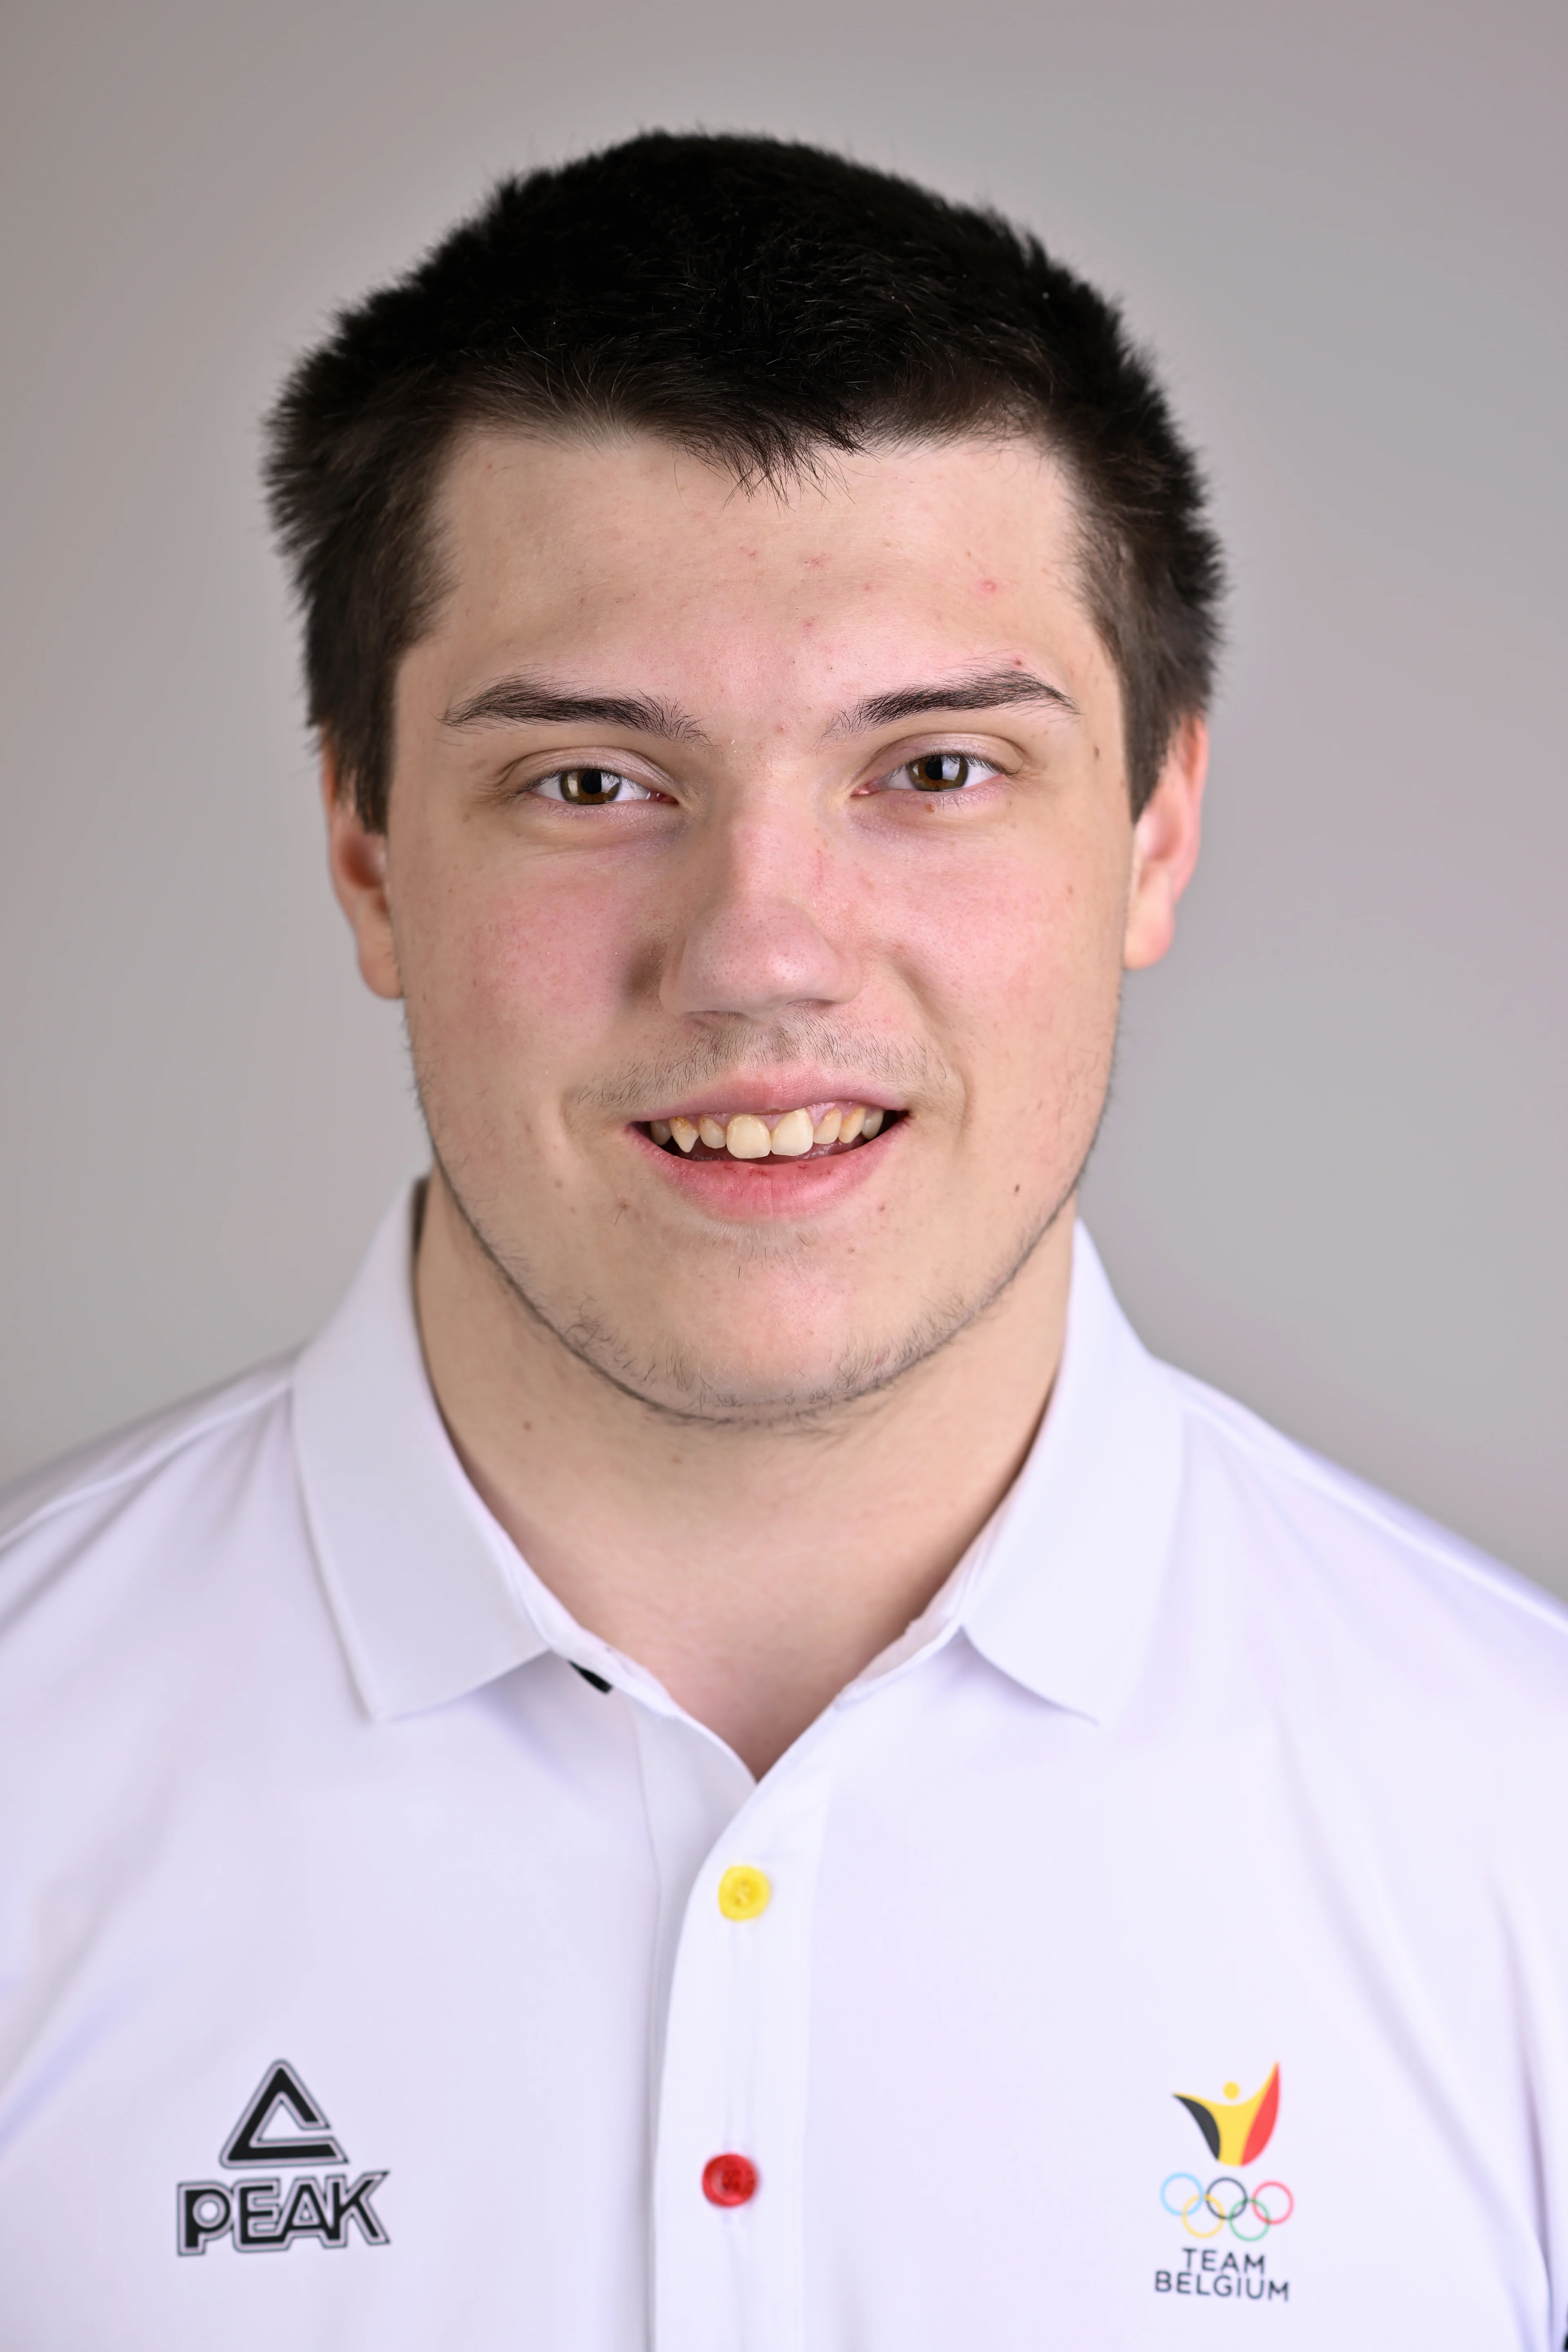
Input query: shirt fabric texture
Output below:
<box><xmin>2</xmin><ymin>1187</ymin><xmax>1566</xmax><ymax>2349</ymax></box>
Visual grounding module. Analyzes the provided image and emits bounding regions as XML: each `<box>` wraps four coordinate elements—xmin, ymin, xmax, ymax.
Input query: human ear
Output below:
<box><xmin>1122</xmin><ymin>715</ymin><xmax>1207</xmax><ymax>972</ymax></box>
<box><xmin>321</xmin><ymin>746</ymin><xmax>403</xmax><ymax>1001</ymax></box>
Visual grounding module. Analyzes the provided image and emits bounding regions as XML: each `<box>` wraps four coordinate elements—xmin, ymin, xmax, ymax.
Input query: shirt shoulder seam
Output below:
<box><xmin>1168</xmin><ymin>1370</ymin><xmax>1568</xmax><ymax>1645</ymax></box>
<box><xmin>0</xmin><ymin>1365</ymin><xmax>295</xmax><ymax>1549</ymax></box>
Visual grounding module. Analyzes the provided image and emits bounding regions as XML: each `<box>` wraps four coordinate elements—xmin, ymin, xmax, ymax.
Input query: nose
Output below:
<box><xmin>660</xmin><ymin>798</ymin><xmax>862</xmax><ymax>1023</ymax></box>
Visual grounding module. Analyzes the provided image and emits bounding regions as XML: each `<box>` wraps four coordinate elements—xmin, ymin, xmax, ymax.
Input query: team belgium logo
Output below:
<box><xmin>1157</xmin><ymin>2065</ymin><xmax>1293</xmax><ymax>2302</ymax></box>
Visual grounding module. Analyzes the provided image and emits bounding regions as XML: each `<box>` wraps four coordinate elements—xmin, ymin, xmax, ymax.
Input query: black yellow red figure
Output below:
<box><xmin>1175</xmin><ymin>2067</ymin><xmax>1281</xmax><ymax>2166</ymax></box>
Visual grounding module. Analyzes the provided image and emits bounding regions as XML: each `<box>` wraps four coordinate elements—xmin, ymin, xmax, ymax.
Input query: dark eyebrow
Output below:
<box><xmin>828</xmin><ymin>668</ymin><xmax>1078</xmax><ymax>737</ymax></box>
<box><xmin>443</xmin><ymin>674</ymin><xmax>707</xmax><ymax>742</ymax></box>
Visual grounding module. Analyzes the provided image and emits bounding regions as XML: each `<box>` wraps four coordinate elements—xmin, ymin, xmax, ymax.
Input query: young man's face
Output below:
<box><xmin>332</xmin><ymin>431</ymin><xmax>1202</xmax><ymax>1419</ymax></box>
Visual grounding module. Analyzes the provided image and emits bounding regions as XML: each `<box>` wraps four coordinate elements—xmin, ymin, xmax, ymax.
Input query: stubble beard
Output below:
<box><xmin>411</xmin><ymin>1013</ymin><xmax>1108</xmax><ymax>1433</ymax></box>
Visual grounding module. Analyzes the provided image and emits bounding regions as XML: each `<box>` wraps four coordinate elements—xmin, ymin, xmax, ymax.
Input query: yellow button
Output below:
<box><xmin>717</xmin><ymin>1865</ymin><xmax>772</xmax><ymax>1922</ymax></box>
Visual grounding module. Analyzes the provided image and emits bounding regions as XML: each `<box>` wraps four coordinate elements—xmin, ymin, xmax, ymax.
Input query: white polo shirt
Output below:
<box><xmin>3</xmin><ymin>1189</ymin><xmax>1567</xmax><ymax>2350</ymax></box>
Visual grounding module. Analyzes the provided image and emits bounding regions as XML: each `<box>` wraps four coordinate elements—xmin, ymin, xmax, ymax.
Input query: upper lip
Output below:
<box><xmin>636</xmin><ymin>1078</ymin><xmax>906</xmax><ymax>1122</ymax></box>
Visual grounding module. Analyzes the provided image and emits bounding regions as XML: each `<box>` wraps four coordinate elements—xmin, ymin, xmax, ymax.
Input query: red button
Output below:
<box><xmin>702</xmin><ymin>2153</ymin><xmax>759</xmax><ymax>2207</ymax></box>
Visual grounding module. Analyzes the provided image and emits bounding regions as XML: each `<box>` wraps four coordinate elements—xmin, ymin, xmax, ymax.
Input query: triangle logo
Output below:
<box><xmin>220</xmin><ymin>2060</ymin><xmax>346</xmax><ymax>2168</ymax></box>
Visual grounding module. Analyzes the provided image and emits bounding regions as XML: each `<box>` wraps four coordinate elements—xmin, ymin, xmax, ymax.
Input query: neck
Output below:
<box><xmin>414</xmin><ymin>1172</ymin><xmax>1074</xmax><ymax>1775</ymax></box>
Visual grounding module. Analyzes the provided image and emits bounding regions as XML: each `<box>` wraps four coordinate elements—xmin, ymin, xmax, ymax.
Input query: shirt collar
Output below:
<box><xmin>956</xmin><ymin>1221</ymin><xmax>1184</xmax><ymax>1723</ymax></box>
<box><xmin>292</xmin><ymin>1188</ymin><xmax>552</xmax><ymax>1718</ymax></box>
<box><xmin>293</xmin><ymin>1186</ymin><xmax>1183</xmax><ymax>1729</ymax></box>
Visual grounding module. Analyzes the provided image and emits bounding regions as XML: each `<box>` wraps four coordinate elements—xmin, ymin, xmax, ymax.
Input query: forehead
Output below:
<box><xmin>423</xmin><ymin>429</ymin><xmax>1108</xmax><ymax>715</ymax></box>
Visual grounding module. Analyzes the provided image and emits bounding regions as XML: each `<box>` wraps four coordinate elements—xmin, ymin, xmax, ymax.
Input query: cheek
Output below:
<box><xmin>889</xmin><ymin>829</ymin><xmax>1125</xmax><ymax>1085</ymax></box>
<box><xmin>404</xmin><ymin>853</ymin><xmax>647</xmax><ymax>1084</ymax></box>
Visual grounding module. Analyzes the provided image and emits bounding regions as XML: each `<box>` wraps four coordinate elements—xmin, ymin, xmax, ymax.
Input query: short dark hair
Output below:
<box><xmin>265</xmin><ymin>131</ymin><xmax>1223</xmax><ymax>828</ymax></box>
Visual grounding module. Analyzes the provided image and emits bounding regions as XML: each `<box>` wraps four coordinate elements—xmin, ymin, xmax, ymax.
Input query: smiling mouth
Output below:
<box><xmin>640</xmin><ymin>1102</ymin><xmax>897</xmax><ymax>1162</ymax></box>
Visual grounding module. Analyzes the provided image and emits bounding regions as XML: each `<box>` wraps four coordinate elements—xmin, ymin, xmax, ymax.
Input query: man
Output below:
<box><xmin>0</xmin><ymin>131</ymin><xmax>1564</xmax><ymax>2350</ymax></box>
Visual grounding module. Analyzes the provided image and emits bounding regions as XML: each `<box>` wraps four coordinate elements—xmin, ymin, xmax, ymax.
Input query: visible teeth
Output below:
<box><xmin>724</xmin><ymin>1113</ymin><xmax>773</xmax><ymax>1160</ymax></box>
<box><xmin>654</xmin><ymin>1102</ymin><xmax>893</xmax><ymax>1159</ymax></box>
<box><xmin>768</xmin><ymin>1108</ymin><xmax>814</xmax><ymax>1157</ymax></box>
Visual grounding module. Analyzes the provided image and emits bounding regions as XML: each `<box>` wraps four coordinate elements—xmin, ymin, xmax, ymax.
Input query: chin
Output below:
<box><xmin>612</xmin><ymin>1294</ymin><xmax>969</xmax><ymax>1424</ymax></box>
<box><xmin>628</xmin><ymin>1344</ymin><xmax>880</xmax><ymax>1423</ymax></box>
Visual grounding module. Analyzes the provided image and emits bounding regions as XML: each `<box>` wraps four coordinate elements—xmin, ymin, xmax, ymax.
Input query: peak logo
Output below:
<box><xmin>177</xmin><ymin>2061</ymin><xmax>390</xmax><ymax>2256</ymax></box>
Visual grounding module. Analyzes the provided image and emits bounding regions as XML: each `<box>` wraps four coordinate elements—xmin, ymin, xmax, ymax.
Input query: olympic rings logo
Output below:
<box><xmin>1160</xmin><ymin>2174</ymin><xmax>1294</xmax><ymax>2242</ymax></box>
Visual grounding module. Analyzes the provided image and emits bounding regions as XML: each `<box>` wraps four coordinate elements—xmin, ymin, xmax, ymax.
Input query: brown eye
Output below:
<box><xmin>560</xmin><ymin>767</ymin><xmax>620</xmax><ymax>804</ymax></box>
<box><xmin>531</xmin><ymin>766</ymin><xmax>653</xmax><ymax>805</ymax></box>
<box><xmin>908</xmin><ymin>753</ymin><xmax>972</xmax><ymax>790</ymax></box>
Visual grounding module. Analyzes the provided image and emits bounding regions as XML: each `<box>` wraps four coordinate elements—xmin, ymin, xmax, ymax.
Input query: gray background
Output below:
<box><xmin>2</xmin><ymin>0</ymin><xmax>1563</xmax><ymax>1589</ymax></box>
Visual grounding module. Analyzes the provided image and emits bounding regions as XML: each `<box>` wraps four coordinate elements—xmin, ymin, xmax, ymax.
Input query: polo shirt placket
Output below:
<box><xmin>649</xmin><ymin>1720</ymin><xmax>834</xmax><ymax>2352</ymax></box>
